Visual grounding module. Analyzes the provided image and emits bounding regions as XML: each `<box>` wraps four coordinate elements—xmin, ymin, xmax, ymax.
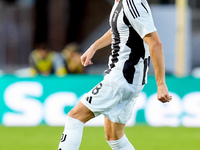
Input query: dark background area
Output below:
<box><xmin>0</xmin><ymin>0</ymin><xmax>199</xmax><ymax>74</ymax></box>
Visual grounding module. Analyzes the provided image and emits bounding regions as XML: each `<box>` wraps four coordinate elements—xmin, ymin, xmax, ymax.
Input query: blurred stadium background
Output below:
<box><xmin>0</xmin><ymin>0</ymin><xmax>200</xmax><ymax>150</ymax></box>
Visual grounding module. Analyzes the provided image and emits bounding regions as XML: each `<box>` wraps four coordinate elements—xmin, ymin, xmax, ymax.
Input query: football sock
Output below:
<box><xmin>58</xmin><ymin>116</ymin><xmax>84</xmax><ymax>150</ymax></box>
<box><xmin>107</xmin><ymin>134</ymin><xmax>135</xmax><ymax>150</ymax></box>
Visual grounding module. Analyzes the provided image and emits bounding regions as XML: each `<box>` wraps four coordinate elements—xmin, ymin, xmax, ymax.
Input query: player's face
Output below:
<box><xmin>116</xmin><ymin>0</ymin><xmax>120</xmax><ymax>2</ymax></box>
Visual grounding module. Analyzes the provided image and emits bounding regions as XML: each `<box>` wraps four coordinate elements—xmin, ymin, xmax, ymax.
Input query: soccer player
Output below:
<box><xmin>58</xmin><ymin>0</ymin><xmax>172</xmax><ymax>149</ymax></box>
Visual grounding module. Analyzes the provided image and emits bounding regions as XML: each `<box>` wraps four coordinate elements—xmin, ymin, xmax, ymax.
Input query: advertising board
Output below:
<box><xmin>0</xmin><ymin>75</ymin><xmax>199</xmax><ymax>127</ymax></box>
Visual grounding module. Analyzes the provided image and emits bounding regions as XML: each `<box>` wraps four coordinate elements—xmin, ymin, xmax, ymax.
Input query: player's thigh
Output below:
<box><xmin>104</xmin><ymin>117</ymin><xmax>125</xmax><ymax>141</ymax></box>
<box><xmin>68</xmin><ymin>101</ymin><xmax>95</xmax><ymax>123</ymax></box>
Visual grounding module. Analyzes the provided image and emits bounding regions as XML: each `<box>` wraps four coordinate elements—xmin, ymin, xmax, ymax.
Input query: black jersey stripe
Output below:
<box><xmin>126</xmin><ymin>0</ymin><xmax>140</xmax><ymax>19</ymax></box>
<box><xmin>127</xmin><ymin>0</ymin><xmax>138</xmax><ymax>18</ymax></box>
<box><xmin>131</xmin><ymin>0</ymin><xmax>140</xmax><ymax>17</ymax></box>
<box><xmin>126</xmin><ymin>0</ymin><xmax>136</xmax><ymax>19</ymax></box>
<box><xmin>123</xmin><ymin>13</ymin><xmax>145</xmax><ymax>84</ymax></box>
<box><xmin>141</xmin><ymin>2</ymin><xmax>149</xmax><ymax>13</ymax></box>
<box><xmin>142</xmin><ymin>56</ymin><xmax>150</xmax><ymax>85</ymax></box>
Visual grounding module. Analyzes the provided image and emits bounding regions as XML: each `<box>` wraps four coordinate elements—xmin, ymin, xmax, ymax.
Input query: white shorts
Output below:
<box><xmin>81</xmin><ymin>74</ymin><xmax>144</xmax><ymax>124</ymax></box>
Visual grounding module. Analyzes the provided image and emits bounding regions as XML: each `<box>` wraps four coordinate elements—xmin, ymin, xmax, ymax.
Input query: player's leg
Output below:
<box><xmin>58</xmin><ymin>101</ymin><xmax>95</xmax><ymax>150</ymax></box>
<box><xmin>104</xmin><ymin>117</ymin><xmax>135</xmax><ymax>150</ymax></box>
<box><xmin>68</xmin><ymin>100</ymin><xmax>95</xmax><ymax>123</ymax></box>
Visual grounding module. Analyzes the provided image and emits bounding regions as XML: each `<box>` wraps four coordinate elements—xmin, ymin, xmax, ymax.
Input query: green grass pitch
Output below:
<box><xmin>0</xmin><ymin>125</ymin><xmax>199</xmax><ymax>150</ymax></box>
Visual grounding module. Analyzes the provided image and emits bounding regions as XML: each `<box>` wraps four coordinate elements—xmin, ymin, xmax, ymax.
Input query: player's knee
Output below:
<box><xmin>67</xmin><ymin>102</ymin><xmax>95</xmax><ymax>123</ymax></box>
<box><xmin>67</xmin><ymin>102</ymin><xmax>86</xmax><ymax>119</ymax></box>
<box><xmin>67</xmin><ymin>108</ymin><xmax>78</xmax><ymax>118</ymax></box>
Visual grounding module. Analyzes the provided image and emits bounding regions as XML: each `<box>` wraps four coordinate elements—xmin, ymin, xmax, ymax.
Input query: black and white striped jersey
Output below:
<box><xmin>105</xmin><ymin>0</ymin><xmax>157</xmax><ymax>86</ymax></box>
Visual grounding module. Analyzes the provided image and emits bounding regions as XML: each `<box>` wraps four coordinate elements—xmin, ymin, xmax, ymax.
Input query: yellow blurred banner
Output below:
<box><xmin>175</xmin><ymin>0</ymin><xmax>188</xmax><ymax>76</ymax></box>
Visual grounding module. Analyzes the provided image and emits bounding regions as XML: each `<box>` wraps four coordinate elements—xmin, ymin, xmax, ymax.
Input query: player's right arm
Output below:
<box><xmin>81</xmin><ymin>28</ymin><xmax>112</xmax><ymax>67</ymax></box>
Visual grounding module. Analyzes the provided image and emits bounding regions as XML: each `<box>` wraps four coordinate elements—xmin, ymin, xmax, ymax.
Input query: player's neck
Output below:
<box><xmin>116</xmin><ymin>0</ymin><xmax>121</xmax><ymax>2</ymax></box>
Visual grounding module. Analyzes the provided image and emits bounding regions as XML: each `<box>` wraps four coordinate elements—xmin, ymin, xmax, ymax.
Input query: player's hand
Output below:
<box><xmin>157</xmin><ymin>83</ymin><xmax>172</xmax><ymax>103</ymax></box>
<box><xmin>80</xmin><ymin>48</ymin><xmax>95</xmax><ymax>67</ymax></box>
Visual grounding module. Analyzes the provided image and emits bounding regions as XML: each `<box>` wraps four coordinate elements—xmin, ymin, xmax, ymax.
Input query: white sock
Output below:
<box><xmin>107</xmin><ymin>134</ymin><xmax>135</xmax><ymax>150</ymax></box>
<box><xmin>58</xmin><ymin>116</ymin><xmax>84</xmax><ymax>150</ymax></box>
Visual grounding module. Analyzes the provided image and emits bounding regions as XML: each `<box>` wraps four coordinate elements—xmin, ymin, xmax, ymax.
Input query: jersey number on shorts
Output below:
<box><xmin>86</xmin><ymin>83</ymin><xmax>103</xmax><ymax>104</ymax></box>
<box><xmin>92</xmin><ymin>83</ymin><xmax>102</xmax><ymax>95</ymax></box>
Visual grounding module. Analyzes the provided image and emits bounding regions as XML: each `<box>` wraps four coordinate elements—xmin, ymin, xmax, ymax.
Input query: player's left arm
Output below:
<box><xmin>143</xmin><ymin>31</ymin><xmax>172</xmax><ymax>103</ymax></box>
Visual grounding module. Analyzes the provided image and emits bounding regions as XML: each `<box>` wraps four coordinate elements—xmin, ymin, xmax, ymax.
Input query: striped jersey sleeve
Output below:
<box><xmin>123</xmin><ymin>0</ymin><xmax>157</xmax><ymax>38</ymax></box>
